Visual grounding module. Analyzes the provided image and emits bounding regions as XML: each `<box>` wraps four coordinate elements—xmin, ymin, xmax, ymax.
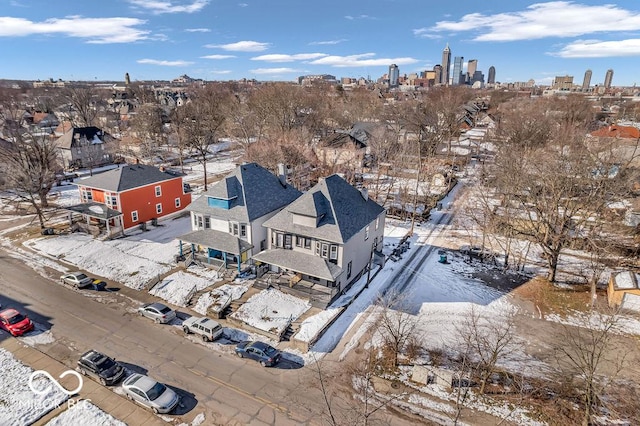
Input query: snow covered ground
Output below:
<box><xmin>230</xmin><ymin>288</ymin><xmax>311</xmax><ymax>336</ymax></box>
<box><xmin>194</xmin><ymin>283</ymin><xmax>249</xmax><ymax>315</ymax></box>
<box><xmin>149</xmin><ymin>269</ymin><xmax>221</xmax><ymax>307</ymax></box>
<box><xmin>44</xmin><ymin>401</ymin><xmax>126</xmax><ymax>426</ymax></box>
<box><xmin>0</xmin><ymin>349</ymin><xmax>69</xmax><ymax>426</ymax></box>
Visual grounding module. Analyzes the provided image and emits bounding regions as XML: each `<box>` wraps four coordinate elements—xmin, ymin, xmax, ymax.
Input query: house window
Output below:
<box><xmin>81</xmin><ymin>188</ymin><xmax>93</xmax><ymax>202</ymax></box>
<box><xmin>375</xmin><ymin>216</ymin><xmax>380</xmax><ymax>231</ymax></box>
<box><xmin>175</xmin><ymin>198</ymin><xmax>181</xmax><ymax>208</ymax></box>
<box><xmin>204</xmin><ymin>217</ymin><xmax>210</xmax><ymax>229</ymax></box>
<box><xmin>373</xmin><ymin>237</ymin><xmax>378</xmax><ymax>251</ymax></box>
<box><xmin>330</xmin><ymin>245</ymin><xmax>338</xmax><ymax>260</ymax></box>
<box><xmin>321</xmin><ymin>243</ymin><xmax>329</xmax><ymax>258</ymax></box>
<box><xmin>296</xmin><ymin>236</ymin><xmax>303</xmax><ymax>247</ymax></box>
<box><xmin>240</xmin><ymin>224</ymin><xmax>247</xmax><ymax>238</ymax></box>
<box><xmin>195</xmin><ymin>215</ymin><xmax>203</xmax><ymax>229</ymax></box>
<box><xmin>276</xmin><ymin>233</ymin><xmax>284</xmax><ymax>248</ymax></box>
<box><xmin>284</xmin><ymin>234</ymin><xmax>292</xmax><ymax>249</ymax></box>
<box><xmin>131</xmin><ymin>211</ymin><xmax>138</xmax><ymax>222</ymax></box>
<box><xmin>156</xmin><ymin>203</ymin><xmax>162</xmax><ymax>214</ymax></box>
<box><xmin>230</xmin><ymin>223</ymin><xmax>238</xmax><ymax>236</ymax></box>
<box><xmin>155</xmin><ymin>185</ymin><xmax>161</xmax><ymax>197</ymax></box>
<box><xmin>364</xmin><ymin>225</ymin><xmax>370</xmax><ymax>241</ymax></box>
<box><xmin>347</xmin><ymin>261</ymin><xmax>352</xmax><ymax>279</ymax></box>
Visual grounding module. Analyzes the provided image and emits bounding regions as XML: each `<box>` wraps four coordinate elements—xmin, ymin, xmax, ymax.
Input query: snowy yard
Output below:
<box><xmin>149</xmin><ymin>269</ymin><xmax>221</xmax><ymax>307</ymax></box>
<box><xmin>230</xmin><ymin>288</ymin><xmax>311</xmax><ymax>336</ymax></box>
<box><xmin>45</xmin><ymin>401</ymin><xmax>126</xmax><ymax>426</ymax></box>
<box><xmin>0</xmin><ymin>349</ymin><xmax>69</xmax><ymax>426</ymax></box>
<box><xmin>194</xmin><ymin>283</ymin><xmax>249</xmax><ymax>315</ymax></box>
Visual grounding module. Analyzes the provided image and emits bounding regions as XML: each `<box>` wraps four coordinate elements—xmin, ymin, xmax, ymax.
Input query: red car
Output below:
<box><xmin>0</xmin><ymin>308</ymin><xmax>35</xmax><ymax>336</ymax></box>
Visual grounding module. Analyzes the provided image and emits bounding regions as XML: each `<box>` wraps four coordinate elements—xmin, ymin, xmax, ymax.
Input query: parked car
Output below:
<box><xmin>0</xmin><ymin>308</ymin><xmax>34</xmax><ymax>337</ymax></box>
<box><xmin>60</xmin><ymin>272</ymin><xmax>93</xmax><ymax>289</ymax></box>
<box><xmin>138</xmin><ymin>302</ymin><xmax>176</xmax><ymax>324</ymax></box>
<box><xmin>235</xmin><ymin>341</ymin><xmax>282</xmax><ymax>367</ymax></box>
<box><xmin>122</xmin><ymin>373</ymin><xmax>180</xmax><ymax>414</ymax></box>
<box><xmin>182</xmin><ymin>317</ymin><xmax>223</xmax><ymax>342</ymax></box>
<box><xmin>77</xmin><ymin>350</ymin><xmax>125</xmax><ymax>386</ymax></box>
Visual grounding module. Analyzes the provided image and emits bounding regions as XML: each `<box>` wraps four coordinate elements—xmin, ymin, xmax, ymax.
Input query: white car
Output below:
<box><xmin>122</xmin><ymin>373</ymin><xmax>180</xmax><ymax>414</ymax></box>
<box><xmin>137</xmin><ymin>302</ymin><xmax>176</xmax><ymax>324</ymax></box>
<box><xmin>182</xmin><ymin>317</ymin><xmax>224</xmax><ymax>342</ymax></box>
<box><xmin>60</xmin><ymin>272</ymin><xmax>93</xmax><ymax>288</ymax></box>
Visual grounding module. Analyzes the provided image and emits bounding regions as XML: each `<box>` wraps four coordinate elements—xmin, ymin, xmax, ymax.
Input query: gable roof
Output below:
<box><xmin>55</xmin><ymin>127</ymin><xmax>110</xmax><ymax>150</ymax></box>
<box><xmin>263</xmin><ymin>174</ymin><xmax>385</xmax><ymax>244</ymax></box>
<box><xmin>77</xmin><ymin>164</ymin><xmax>180</xmax><ymax>192</ymax></box>
<box><xmin>591</xmin><ymin>125</ymin><xmax>640</xmax><ymax>139</ymax></box>
<box><xmin>187</xmin><ymin>162</ymin><xmax>303</xmax><ymax>222</ymax></box>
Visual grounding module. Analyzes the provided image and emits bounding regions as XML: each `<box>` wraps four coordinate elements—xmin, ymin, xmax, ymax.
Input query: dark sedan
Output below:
<box><xmin>77</xmin><ymin>350</ymin><xmax>126</xmax><ymax>386</ymax></box>
<box><xmin>234</xmin><ymin>341</ymin><xmax>282</xmax><ymax>367</ymax></box>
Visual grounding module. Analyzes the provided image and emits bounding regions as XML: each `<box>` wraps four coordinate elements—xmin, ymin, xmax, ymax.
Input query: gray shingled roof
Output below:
<box><xmin>77</xmin><ymin>164</ymin><xmax>179</xmax><ymax>192</ymax></box>
<box><xmin>187</xmin><ymin>163</ymin><xmax>302</xmax><ymax>222</ymax></box>
<box><xmin>252</xmin><ymin>249</ymin><xmax>342</xmax><ymax>281</ymax></box>
<box><xmin>65</xmin><ymin>202</ymin><xmax>122</xmax><ymax>219</ymax></box>
<box><xmin>179</xmin><ymin>229</ymin><xmax>253</xmax><ymax>255</ymax></box>
<box><xmin>263</xmin><ymin>174</ymin><xmax>385</xmax><ymax>244</ymax></box>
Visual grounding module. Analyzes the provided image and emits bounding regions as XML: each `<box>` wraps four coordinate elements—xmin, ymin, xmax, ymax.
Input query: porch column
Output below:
<box><xmin>223</xmin><ymin>252</ymin><xmax>228</xmax><ymax>268</ymax></box>
<box><xmin>178</xmin><ymin>240</ymin><xmax>183</xmax><ymax>256</ymax></box>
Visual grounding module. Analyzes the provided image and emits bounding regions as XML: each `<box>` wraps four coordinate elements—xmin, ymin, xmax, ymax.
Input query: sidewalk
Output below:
<box><xmin>0</xmin><ymin>338</ymin><xmax>167</xmax><ymax>426</ymax></box>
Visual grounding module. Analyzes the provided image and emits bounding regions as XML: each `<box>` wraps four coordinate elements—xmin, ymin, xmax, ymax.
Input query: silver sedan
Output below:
<box><xmin>122</xmin><ymin>373</ymin><xmax>180</xmax><ymax>414</ymax></box>
<box><xmin>137</xmin><ymin>302</ymin><xmax>176</xmax><ymax>324</ymax></box>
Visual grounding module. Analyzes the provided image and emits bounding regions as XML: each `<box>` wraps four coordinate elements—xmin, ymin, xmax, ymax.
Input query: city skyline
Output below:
<box><xmin>0</xmin><ymin>1</ymin><xmax>639</xmax><ymax>86</ymax></box>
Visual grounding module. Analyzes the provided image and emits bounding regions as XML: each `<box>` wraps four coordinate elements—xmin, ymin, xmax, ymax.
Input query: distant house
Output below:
<box><xmin>178</xmin><ymin>163</ymin><xmax>302</xmax><ymax>271</ymax></box>
<box><xmin>55</xmin><ymin>126</ymin><xmax>116</xmax><ymax>170</ymax></box>
<box><xmin>74</xmin><ymin>164</ymin><xmax>191</xmax><ymax>234</ymax></box>
<box><xmin>253</xmin><ymin>174</ymin><xmax>386</xmax><ymax>299</ymax></box>
<box><xmin>607</xmin><ymin>271</ymin><xmax>640</xmax><ymax>311</ymax></box>
<box><xmin>315</xmin><ymin>123</ymin><xmax>377</xmax><ymax>169</ymax></box>
<box><xmin>591</xmin><ymin>125</ymin><xmax>640</xmax><ymax>140</ymax></box>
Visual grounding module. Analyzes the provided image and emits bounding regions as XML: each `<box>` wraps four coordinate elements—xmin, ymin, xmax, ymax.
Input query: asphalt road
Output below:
<box><xmin>0</xmin><ymin>244</ymin><xmax>328</xmax><ymax>425</ymax></box>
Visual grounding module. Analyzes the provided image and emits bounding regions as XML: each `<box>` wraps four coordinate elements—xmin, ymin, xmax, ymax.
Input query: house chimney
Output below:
<box><xmin>277</xmin><ymin>163</ymin><xmax>287</xmax><ymax>186</ymax></box>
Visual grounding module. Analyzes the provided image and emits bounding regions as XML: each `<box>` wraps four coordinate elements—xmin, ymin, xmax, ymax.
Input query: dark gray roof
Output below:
<box><xmin>179</xmin><ymin>229</ymin><xmax>253</xmax><ymax>255</ymax></box>
<box><xmin>263</xmin><ymin>174</ymin><xmax>385</xmax><ymax>244</ymax></box>
<box><xmin>187</xmin><ymin>163</ymin><xmax>302</xmax><ymax>222</ymax></box>
<box><xmin>77</xmin><ymin>164</ymin><xmax>179</xmax><ymax>192</ymax></box>
<box><xmin>252</xmin><ymin>249</ymin><xmax>342</xmax><ymax>281</ymax></box>
<box><xmin>64</xmin><ymin>202</ymin><xmax>122</xmax><ymax>219</ymax></box>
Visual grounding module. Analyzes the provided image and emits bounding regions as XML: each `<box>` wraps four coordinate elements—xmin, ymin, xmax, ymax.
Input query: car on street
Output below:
<box><xmin>235</xmin><ymin>341</ymin><xmax>282</xmax><ymax>367</ymax></box>
<box><xmin>60</xmin><ymin>271</ymin><xmax>93</xmax><ymax>289</ymax></box>
<box><xmin>122</xmin><ymin>373</ymin><xmax>180</xmax><ymax>414</ymax></box>
<box><xmin>77</xmin><ymin>350</ymin><xmax>125</xmax><ymax>386</ymax></box>
<box><xmin>0</xmin><ymin>308</ymin><xmax>34</xmax><ymax>336</ymax></box>
<box><xmin>182</xmin><ymin>316</ymin><xmax>223</xmax><ymax>342</ymax></box>
<box><xmin>138</xmin><ymin>302</ymin><xmax>176</xmax><ymax>324</ymax></box>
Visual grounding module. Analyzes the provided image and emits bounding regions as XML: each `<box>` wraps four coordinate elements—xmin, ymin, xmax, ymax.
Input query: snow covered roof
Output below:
<box><xmin>613</xmin><ymin>271</ymin><xmax>640</xmax><ymax>290</ymax></box>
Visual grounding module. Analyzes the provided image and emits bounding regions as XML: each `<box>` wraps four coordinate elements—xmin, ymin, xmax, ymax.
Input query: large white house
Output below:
<box><xmin>253</xmin><ymin>174</ymin><xmax>386</xmax><ymax>294</ymax></box>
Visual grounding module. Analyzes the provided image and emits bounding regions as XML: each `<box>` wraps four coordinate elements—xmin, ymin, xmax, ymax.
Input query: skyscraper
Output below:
<box><xmin>604</xmin><ymin>69</ymin><xmax>614</xmax><ymax>88</ymax></box>
<box><xmin>388</xmin><ymin>64</ymin><xmax>399</xmax><ymax>88</ymax></box>
<box><xmin>433</xmin><ymin>65</ymin><xmax>442</xmax><ymax>86</ymax></box>
<box><xmin>582</xmin><ymin>69</ymin><xmax>592</xmax><ymax>92</ymax></box>
<box><xmin>441</xmin><ymin>44</ymin><xmax>451</xmax><ymax>85</ymax></box>
<box><xmin>487</xmin><ymin>66</ymin><xmax>496</xmax><ymax>84</ymax></box>
<box><xmin>467</xmin><ymin>59</ymin><xmax>478</xmax><ymax>80</ymax></box>
<box><xmin>452</xmin><ymin>56</ymin><xmax>464</xmax><ymax>85</ymax></box>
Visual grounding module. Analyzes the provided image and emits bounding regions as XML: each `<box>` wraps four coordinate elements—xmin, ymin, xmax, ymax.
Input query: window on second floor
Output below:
<box><xmin>156</xmin><ymin>203</ymin><xmax>162</xmax><ymax>214</ymax></box>
<box><xmin>364</xmin><ymin>225</ymin><xmax>370</xmax><ymax>241</ymax></box>
<box><xmin>131</xmin><ymin>211</ymin><xmax>138</xmax><ymax>222</ymax></box>
<box><xmin>155</xmin><ymin>185</ymin><xmax>161</xmax><ymax>197</ymax></box>
<box><xmin>81</xmin><ymin>188</ymin><xmax>93</xmax><ymax>202</ymax></box>
<box><xmin>204</xmin><ymin>217</ymin><xmax>210</xmax><ymax>229</ymax></box>
<box><xmin>240</xmin><ymin>224</ymin><xmax>247</xmax><ymax>238</ymax></box>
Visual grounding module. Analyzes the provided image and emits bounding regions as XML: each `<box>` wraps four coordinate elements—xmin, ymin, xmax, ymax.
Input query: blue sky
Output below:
<box><xmin>1</xmin><ymin>0</ymin><xmax>639</xmax><ymax>86</ymax></box>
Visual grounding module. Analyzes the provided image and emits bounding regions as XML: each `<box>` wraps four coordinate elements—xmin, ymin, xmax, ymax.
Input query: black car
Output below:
<box><xmin>77</xmin><ymin>350</ymin><xmax>126</xmax><ymax>386</ymax></box>
<box><xmin>235</xmin><ymin>341</ymin><xmax>282</xmax><ymax>367</ymax></box>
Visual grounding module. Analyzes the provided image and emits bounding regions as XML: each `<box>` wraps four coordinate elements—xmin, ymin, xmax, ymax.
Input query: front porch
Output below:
<box><xmin>178</xmin><ymin>229</ymin><xmax>254</xmax><ymax>274</ymax></box>
<box><xmin>253</xmin><ymin>271</ymin><xmax>338</xmax><ymax>309</ymax></box>
<box><xmin>63</xmin><ymin>202</ymin><xmax>124</xmax><ymax>239</ymax></box>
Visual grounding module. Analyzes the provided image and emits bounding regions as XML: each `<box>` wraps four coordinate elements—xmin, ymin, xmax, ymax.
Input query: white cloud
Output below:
<box><xmin>249</xmin><ymin>67</ymin><xmax>302</xmax><ymax>74</ymax></box>
<box><xmin>137</xmin><ymin>58</ymin><xmax>193</xmax><ymax>66</ymax></box>
<box><xmin>309</xmin><ymin>39</ymin><xmax>347</xmax><ymax>46</ymax></box>
<box><xmin>0</xmin><ymin>16</ymin><xmax>149</xmax><ymax>43</ymax></box>
<box><xmin>238</xmin><ymin>2</ymin><xmax>248</xmax><ymax>7</ymax></box>
<box><xmin>344</xmin><ymin>15</ymin><xmax>375</xmax><ymax>21</ymax></box>
<box><xmin>211</xmin><ymin>70</ymin><xmax>232</xmax><ymax>74</ymax></box>
<box><xmin>309</xmin><ymin>53</ymin><xmax>418</xmax><ymax>67</ymax></box>
<box><xmin>206</xmin><ymin>40</ymin><xmax>270</xmax><ymax>51</ymax></box>
<box><xmin>554</xmin><ymin>39</ymin><xmax>640</xmax><ymax>58</ymax></box>
<box><xmin>251</xmin><ymin>53</ymin><xmax>327</xmax><ymax>62</ymax></box>
<box><xmin>417</xmin><ymin>1</ymin><xmax>640</xmax><ymax>41</ymax></box>
<box><xmin>128</xmin><ymin>0</ymin><xmax>209</xmax><ymax>14</ymax></box>
<box><xmin>185</xmin><ymin>28</ymin><xmax>210</xmax><ymax>33</ymax></box>
<box><xmin>200</xmin><ymin>54</ymin><xmax>235</xmax><ymax>59</ymax></box>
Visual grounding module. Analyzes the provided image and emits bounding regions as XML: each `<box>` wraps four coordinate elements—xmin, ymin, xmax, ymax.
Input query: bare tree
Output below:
<box><xmin>63</xmin><ymin>86</ymin><xmax>99</xmax><ymax>127</ymax></box>
<box><xmin>128</xmin><ymin>103</ymin><xmax>166</xmax><ymax>164</ymax></box>
<box><xmin>555</xmin><ymin>307</ymin><xmax>627</xmax><ymax>426</ymax></box>
<box><xmin>375</xmin><ymin>291</ymin><xmax>419</xmax><ymax>368</ymax></box>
